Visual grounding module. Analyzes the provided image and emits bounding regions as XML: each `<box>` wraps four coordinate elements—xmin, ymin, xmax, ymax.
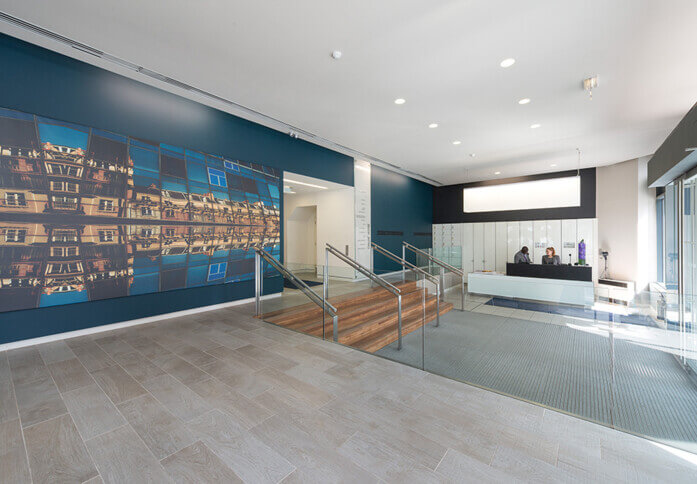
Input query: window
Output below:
<box><xmin>165</xmin><ymin>228</ymin><xmax>175</xmax><ymax>237</ymax></box>
<box><xmin>140</xmin><ymin>228</ymin><xmax>153</xmax><ymax>237</ymax></box>
<box><xmin>208</xmin><ymin>262</ymin><xmax>227</xmax><ymax>281</ymax></box>
<box><xmin>208</xmin><ymin>168</ymin><xmax>227</xmax><ymax>187</ymax></box>
<box><xmin>98</xmin><ymin>199</ymin><xmax>114</xmax><ymax>212</ymax></box>
<box><xmin>46</xmin><ymin>163</ymin><xmax>81</xmax><ymax>177</ymax></box>
<box><xmin>657</xmin><ymin>196</ymin><xmax>665</xmax><ymax>284</ymax></box>
<box><xmin>53</xmin><ymin>230</ymin><xmax>78</xmax><ymax>242</ymax></box>
<box><xmin>50</xmin><ymin>181</ymin><xmax>79</xmax><ymax>192</ymax></box>
<box><xmin>164</xmin><ymin>208</ymin><xmax>175</xmax><ymax>218</ymax></box>
<box><xmin>50</xmin><ymin>246</ymin><xmax>78</xmax><ymax>257</ymax></box>
<box><xmin>52</xmin><ymin>196</ymin><xmax>78</xmax><ymax>210</ymax></box>
<box><xmin>224</xmin><ymin>160</ymin><xmax>239</xmax><ymax>172</ymax></box>
<box><xmin>47</xmin><ymin>262</ymin><xmax>81</xmax><ymax>274</ymax></box>
<box><xmin>98</xmin><ymin>230</ymin><xmax>114</xmax><ymax>242</ymax></box>
<box><xmin>141</xmin><ymin>206</ymin><xmax>153</xmax><ymax>216</ymax></box>
<box><xmin>5</xmin><ymin>229</ymin><xmax>26</xmax><ymax>243</ymax></box>
<box><xmin>5</xmin><ymin>192</ymin><xmax>27</xmax><ymax>206</ymax></box>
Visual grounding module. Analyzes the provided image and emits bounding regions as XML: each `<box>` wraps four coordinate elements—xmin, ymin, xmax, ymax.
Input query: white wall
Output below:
<box><xmin>596</xmin><ymin>158</ymin><xmax>656</xmax><ymax>291</ymax></box>
<box><xmin>284</xmin><ymin>187</ymin><xmax>355</xmax><ymax>278</ymax></box>
<box><xmin>354</xmin><ymin>160</ymin><xmax>371</xmax><ymax>270</ymax></box>
<box><xmin>434</xmin><ymin>219</ymin><xmax>598</xmax><ymax>281</ymax></box>
<box><xmin>284</xmin><ymin>205</ymin><xmax>317</xmax><ymax>269</ymax></box>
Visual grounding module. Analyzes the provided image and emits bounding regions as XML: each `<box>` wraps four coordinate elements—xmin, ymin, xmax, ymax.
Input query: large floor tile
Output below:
<box><xmin>85</xmin><ymin>425</ymin><xmax>171</xmax><ymax>484</ymax></box>
<box><xmin>24</xmin><ymin>413</ymin><xmax>98</xmax><ymax>484</ymax></box>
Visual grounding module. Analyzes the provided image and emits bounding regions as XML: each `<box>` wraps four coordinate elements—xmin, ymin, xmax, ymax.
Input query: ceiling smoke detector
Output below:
<box><xmin>583</xmin><ymin>76</ymin><xmax>599</xmax><ymax>100</ymax></box>
<box><xmin>331</xmin><ymin>50</ymin><xmax>342</xmax><ymax>60</ymax></box>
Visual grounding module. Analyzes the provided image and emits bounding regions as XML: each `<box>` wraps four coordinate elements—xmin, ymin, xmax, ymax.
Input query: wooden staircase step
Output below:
<box><xmin>352</xmin><ymin>300</ymin><xmax>454</xmax><ymax>353</ymax></box>
<box><xmin>278</xmin><ymin>285</ymin><xmax>429</xmax><ymax>336</ymax></box>
<box><xmin>340</xmin><ymin>294</ymin><xmax>441</xmax><ymax>346</ymax></box>
<box><xmin>259</xmin><ymin>280</ymin><xmax>418</xmax><ymax>326</ymax></box>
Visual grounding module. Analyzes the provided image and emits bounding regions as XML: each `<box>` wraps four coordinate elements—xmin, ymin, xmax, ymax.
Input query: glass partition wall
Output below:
<box><xmin>254</xmin><ymin>179</ymin><xmax>697</xmax><ymax>454</ymax></box>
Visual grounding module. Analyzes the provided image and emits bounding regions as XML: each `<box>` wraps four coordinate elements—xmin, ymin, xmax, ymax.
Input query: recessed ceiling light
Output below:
<box><xmin>469</xmin><ymin>153</ymin><xmax>476</xmax><ymax>158</ymax></box>
<box><xmin>494</xmin><ymin>171</ymin><xmax>501</xmax><ymax>175</ymax></box>
<box><xmin>518</xmin><ymin>98</ymin><xmax>531</xmax><ymax>105</ymax></box>
<box><xmin>283</xmin><ymin>178</ymin><xmax>327</xmax><ymax>189</ymax></box>
<box><xmin>452</xmin><ymin>140</ymin><xmax>461</xmax><ymax>145</ymax></box>
<box><xmin>500</xmin><ymin>58</ymin><xmax>516</xmax><ymax>68</ymax></box>
<box><xmin>331</xmin><ymin>50</ymin><xmax>342</xmax><ymax>60</ymax></box>
<box><xmin>394</xmin><ymin>98</ymin><xmax>406</xmax><ymax>105</ymax></box>
<box><xmin>428</xmin><ymin>123</ymin><xmax>438</xmax><ymax>128</ymax></box>
<box><xmin>530</xmin><ymin>123</ymin><xmax>541</xmax><ymax>129</ymax></box>
<box><xmin>550</xmin><ymin>164</ymin><xmax>557</xmax><ymax>167</ymax></box>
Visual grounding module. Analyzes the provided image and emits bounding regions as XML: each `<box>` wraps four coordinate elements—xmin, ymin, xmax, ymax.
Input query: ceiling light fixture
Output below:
<box><xmin>518</xmin><ymin>98</ymin><xmax>531</xmax><ymax>105</ymax></box>
<box><xmin>394</xmin><ymin>98</ymin><xmax>406</xmax><ymax>105</ymax></box>
<box><xmin>469</xmin><ymin>153</ymin><xmax>476</xmax><ymax>158</ymax></box>
<box><xmin>494</xmin><ymin>171</ymin><xmax>501</xmax><ymax>175</ymax></box>
<box><xmin>583</xmin><ymin>76</ymin><xmax>599</xmax><ymax>100</ymax></box>
<box><xmin>530</xmin><ymin>123</ymin><xmax>541</xmax><ymax>129</ymax></box>
<box><xmin>452</xmin><ymin>140</ymin><xmax>461</xmax><ymax>145</ymax></box>
<box><xmin>550</xmin><ymin>164</ymin><xmax>557</xmax><ymax>167</ymax></box>
<box><xmin>283</xmin><ymin>178</ymin><xmax>327</xmax><ymax>189</ymax></box>
<box><xmin>331</xmin><ymin>50</ymin><xmax>342</xmax><ymax>60</ymax></box>
<box><xmin>429</xmin><ymin>123</ymin><xmax>438</xmax><ymax>128</ymax></box>
<box><xmin>500</xmin><ymin>58</ymin><xmax>516</xmax><ymax>68</ymax></box>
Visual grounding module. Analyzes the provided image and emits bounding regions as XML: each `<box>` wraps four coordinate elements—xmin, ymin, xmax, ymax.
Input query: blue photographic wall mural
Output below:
<box><xmin>0</xmin><ymin>107</ymin><xmax>281</xmax><ymax>312</ymax></box>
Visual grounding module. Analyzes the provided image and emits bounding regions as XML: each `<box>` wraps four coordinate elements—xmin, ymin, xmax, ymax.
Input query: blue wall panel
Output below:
<box><xmin>0</xmin><ymin>34</ymin><xmax>350</xmax><ymax>343</ymax></box>
<box><xmin>371</xmin><ymin>165</ymin><xmax>433</xmax><ymax>273</ymax></box>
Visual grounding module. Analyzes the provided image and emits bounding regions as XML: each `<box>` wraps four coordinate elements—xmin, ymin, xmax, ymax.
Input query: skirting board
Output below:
<box><xmin>0</xmin><ymin>292</ymin><xmax>282</xmax><ymax>351</ymax></box>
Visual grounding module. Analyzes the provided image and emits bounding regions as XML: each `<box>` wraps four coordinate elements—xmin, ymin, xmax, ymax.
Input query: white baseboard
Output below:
<box><xmin>0</xmin><ymin>293</ymin><xmax>281</xmax><ymax>351</ymax></box>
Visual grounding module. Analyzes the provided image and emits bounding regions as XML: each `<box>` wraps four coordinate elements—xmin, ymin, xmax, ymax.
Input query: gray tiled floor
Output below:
<box><xmin>2</xmin><ymin>303</ymin><xmax>697</xmax><ymax>483</ymax></box>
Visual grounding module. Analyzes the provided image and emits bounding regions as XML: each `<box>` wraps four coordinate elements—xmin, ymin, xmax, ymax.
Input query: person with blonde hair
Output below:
<box><xmin>542</xmin><ymin>247</ymin><xmax>561</xmax><ymax>265</ymax></box>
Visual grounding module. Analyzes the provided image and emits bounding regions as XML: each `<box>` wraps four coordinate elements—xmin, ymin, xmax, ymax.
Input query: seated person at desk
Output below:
<box><xmin>541</xmin><ymin>247</ymin><xmax>561</xmax><ymax>265</ymax></box>
<box><xmin>514</xmin><ymin>246</ymin><xmax>531</xmax><ymax>264</ymax></box>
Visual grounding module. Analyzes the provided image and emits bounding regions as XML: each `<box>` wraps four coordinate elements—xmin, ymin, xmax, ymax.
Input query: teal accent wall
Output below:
<box><xmin>0</xmin><ymin>34</ymin><xmax>353</xmax><ymax>343</ymax></box>
<box><xmin>371</xmin><ymin>165</ymin><xmax>433</xmax><ymax>273</ymax></box>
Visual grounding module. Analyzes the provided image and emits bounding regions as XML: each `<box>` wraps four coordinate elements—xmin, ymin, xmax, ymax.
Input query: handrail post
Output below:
<box><xmin>254</xmin><ymin>251</ymin><xmax>261</xmax><ymax>316</ymax></box>
<box><xmin>369</xmin><ymin>247</ymin><xmax>374</xmax><ymax>287</ymax></box>
<box><xmin>397</xmin><ymin>294</ymin><xmax>403</xmax><ymax>350</ymax></box>
<box><xmin>462</xmin><ymin>273</ymin><xmax>466</xmax><ymax>311</ymax></box>
<box><xmin>436</xmin><ymin>282</ymin><xmax>440</xmax><ymax>327</ymax></box>
<box><xmin>422</xmin><ymin>274</ymin><xmax>426</xmax><ymax>370</ymax></box>
<box><xmin>323</xmin><ymin>248</ymin><xmax>330</xmax><ymax>340</ymax></box>
<box><xmin>440</xmin><ymin>265</ymin><xmax>445</xmax><ymax>298</ymax></box>
<box><xmin>401</xmin><ymin>244</ymin><xmax>406</xmax><ymax>282</ymax></box>
<box><xmin>332</xmin><ymin>314</ymin><xmax>338</xmax><ymax>343</ymax></box>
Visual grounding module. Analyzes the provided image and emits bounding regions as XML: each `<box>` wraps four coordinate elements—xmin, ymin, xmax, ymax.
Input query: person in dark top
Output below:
<box><xmin>542</xmin><ymin>247</ymin><xmax>561</xmax><ymax>265</ymax></box>
<box><xmin>514</xmin><ymin>246</ymin><xmax>531</xmax><ymax>264</ymax></box>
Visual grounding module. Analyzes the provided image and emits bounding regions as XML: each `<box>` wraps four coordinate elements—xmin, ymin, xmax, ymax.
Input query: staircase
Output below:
<box><xmin>259</xmin><ymin>281</ymin><xmax>453</xmax><ymax>352</ymax></box>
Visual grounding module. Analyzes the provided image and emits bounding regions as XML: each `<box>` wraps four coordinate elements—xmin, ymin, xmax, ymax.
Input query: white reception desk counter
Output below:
<box><xmin>467</xmin><ymin>272</ymin><xmax>594</xmax><ymax>306</ymax></box>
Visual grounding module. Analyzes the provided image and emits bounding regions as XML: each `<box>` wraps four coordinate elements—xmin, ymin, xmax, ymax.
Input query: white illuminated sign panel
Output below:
<box><xmin>463</xmin><ymin>176</ymin><xmax>581</xmax><ymax>213</ymax></box>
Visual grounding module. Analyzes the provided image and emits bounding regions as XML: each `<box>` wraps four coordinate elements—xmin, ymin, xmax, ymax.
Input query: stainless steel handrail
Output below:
<box><xmin>402</xmin><ymin>241</ymin><xmax>466</xmax><ymax>311</ymax></box>
<box><xmin>403</xmin><ymin>241</ymin><xmax>463</xmax><ymax>276</ymax></box>
<box><xmin>325</xmin><ymin>243</ymin><xmax>404</xmax><ymax>349</ymax></box>
<box><xmin>254</xmin><ymin>248</ymin><xmax>339</xmax><ymax>341</ymax></box>
<box><xmin>371</xmin><ymin>242</ymin><xmax>441</xmax><ymax>327</ymax></box>
<box><xmin>326</xmin><ymin>244</ymin><xmax>401</xmax><ymax>295</ymax></box>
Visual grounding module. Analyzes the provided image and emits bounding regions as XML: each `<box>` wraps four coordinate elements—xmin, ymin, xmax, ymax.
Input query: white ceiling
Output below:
<box><xmin>283</xmin><ymin>172</ymin><xmax>352</xmax><ymax>195</ymax></box>
<box><xmin>2</xmin><ymin>0</ymin><xmax>697</xmax><ymax>185</ymax></box>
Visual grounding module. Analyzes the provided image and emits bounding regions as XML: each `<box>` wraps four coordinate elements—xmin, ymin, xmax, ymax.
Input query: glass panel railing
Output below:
<box><xmin>407</xmin><ymin>277</ymin><xmax>697</xmax><ymax>455</ymax></box>
<box><xmin>404</xmin><ymin>243</ymin><xmax>466</xmax><ymax>310</ymax></box>
<box><xmin>258</xmin><ymin>244</ymin><xmax>697</xmax><ymax>454</ymax></box>
<box><xmin>255</xmin><ymin>251</ymin><xmax>338</xmax><ymax>342</ymax></box>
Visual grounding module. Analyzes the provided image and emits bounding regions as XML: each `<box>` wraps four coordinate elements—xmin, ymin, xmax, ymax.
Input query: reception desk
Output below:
<box><xmin>505</xmin><ymin>263</ymin><xmax>592</xmax><ymax>282</ymax></box>
<box><xmin>468</xmin><ymin>265</ymin><xmax>594</xmax><ymax>306</ymax></box>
